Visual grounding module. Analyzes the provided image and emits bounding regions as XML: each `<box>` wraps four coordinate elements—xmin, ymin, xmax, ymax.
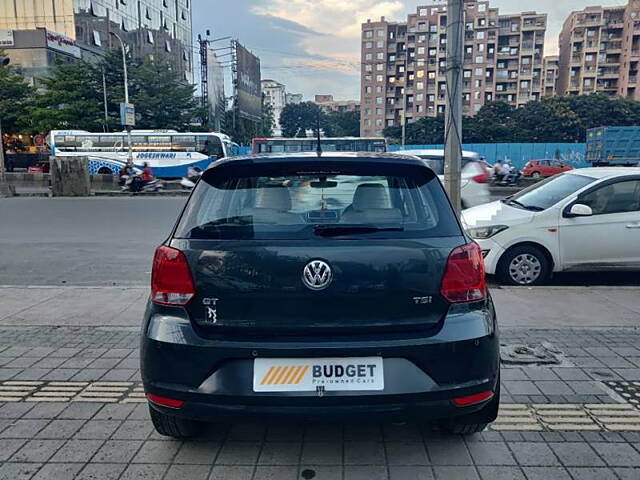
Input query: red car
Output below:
<box><xmin>521</xmin><ymin>160</ymin><xmax>573</xmax><ymax>179</ymax></box>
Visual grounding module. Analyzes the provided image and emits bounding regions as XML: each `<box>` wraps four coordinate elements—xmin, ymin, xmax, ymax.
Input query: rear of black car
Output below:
<box><xmin>140</xmin><ymin>153</ymin><xmax>499</xmax><ymax>437</ymax></box>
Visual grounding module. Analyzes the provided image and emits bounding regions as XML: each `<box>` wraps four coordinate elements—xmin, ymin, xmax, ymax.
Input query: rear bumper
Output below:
<box><xmin>140</xmin><ymin>302</ymin><xmax>499</xmax><ymax>423</ymax></box>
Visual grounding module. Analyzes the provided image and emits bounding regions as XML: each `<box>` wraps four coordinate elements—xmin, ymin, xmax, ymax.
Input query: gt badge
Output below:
<box><xmin>203</xmin><ymin>298</ymin><xmax>219</xmax><ymax>324</ymax></box>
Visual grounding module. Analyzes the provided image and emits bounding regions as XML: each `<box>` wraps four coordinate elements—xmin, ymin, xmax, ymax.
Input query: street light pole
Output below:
<box><xmin>110</xmin><ymin>32</ymin><xmax>133</xmax><ymax>166</ymax></box>
<box><xmin>444</xmin><ymin>0</ymin><xmax>464</xmax><ymax>216</ymax></box>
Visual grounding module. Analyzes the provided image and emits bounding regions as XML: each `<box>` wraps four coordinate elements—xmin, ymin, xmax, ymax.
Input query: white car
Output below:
<box><xmin>462</xmin><ymin>167</ymin><xmax>640</xmax><ymax>285</ymax></box>
<box><xmin>393</xmin><ymin>149</ymin><xmax>490</xmax><ymax>208</ymax></box>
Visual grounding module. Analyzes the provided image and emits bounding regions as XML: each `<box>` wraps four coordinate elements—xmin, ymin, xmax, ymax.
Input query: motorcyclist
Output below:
<box><xmin>119</xmin><ymin>163</ymin><xmax>135</xmax><ymax>186</ymax></box>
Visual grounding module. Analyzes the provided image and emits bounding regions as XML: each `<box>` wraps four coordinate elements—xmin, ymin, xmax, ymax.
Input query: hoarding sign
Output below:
<box><xmin>46</xmin><ymin>30</ymin><xmax>81</xmax><ymax>58</ymax></box>
<box><xmin>0</xmin><ymin>30</ymin><xmax>14</xmax><ymax>47</ymax></box>
<box><xmin>235</xmin><ymin>43</ymin><xmax>262</xmax><ymax>122</ymax></box>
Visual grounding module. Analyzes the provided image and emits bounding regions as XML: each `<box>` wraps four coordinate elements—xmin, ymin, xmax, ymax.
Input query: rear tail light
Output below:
<box><xmin>452</xmin><ymin>390</ymin><xmax>493</xmax><ymax>407</ymax></box>
<box><xmin>147</xmin><ymin>393</ymin><xmax>184</xmax><ymax>409</ymax></box>
<box><xmin>440</xmin><ymin>243</ymin><xmax>486</xmax><ymax>303</ymax></box>
<box><xmin>151</xmin><ymin>246</ymin><xmax>195</xmax><ymax>306</ymax></box>
<box><xmin>471</xmin><ymin>171</ymin><xmax>490</xmax><ymax>184</ymax></box>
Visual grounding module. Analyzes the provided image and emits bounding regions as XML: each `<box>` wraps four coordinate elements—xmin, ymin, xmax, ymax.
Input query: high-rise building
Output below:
<box><xmin>0</xmin><ymin>0</ymin><xmax>193</xmax><ymax>85</ymax></box>
<box><xmin>558</xmin><ymin>0</ymin><xmax>640</xmax><ymax>100</ymax></box>
<box><xmin>360</xmin><ymin>2</ymin><xmax>547</xmax><ymax>137</ymax></box>
<box><xmin>262</xmin><ymin>79</ymin><xmax>303</xmax><ymax>136</ymax></box>
<box><xmin>542</xmin><ymin>56</ymin><xmax>560</xmax><ymax>97</ymax></box>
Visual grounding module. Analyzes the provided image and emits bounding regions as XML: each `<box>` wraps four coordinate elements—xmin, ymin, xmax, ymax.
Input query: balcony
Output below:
<box><xmin>629</xmin><ymin>75</ymin><xmax>638</xmax><ymax>84</ymax></box>
<box><xmin>499</xmin><ymin>27</ymin><xmax>519</xmax><ymax>35</ymax></box>
<box><xmin>521</xmin><ymin>42</ymin><xmax>534</xmax><ymax>51</ymax></box>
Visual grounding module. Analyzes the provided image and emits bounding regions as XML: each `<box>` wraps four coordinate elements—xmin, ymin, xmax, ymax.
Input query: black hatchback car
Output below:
<box><xmin>141</xmin><ymin>152</ymin><xmax>499</xmax><ymax>437</ymax></box>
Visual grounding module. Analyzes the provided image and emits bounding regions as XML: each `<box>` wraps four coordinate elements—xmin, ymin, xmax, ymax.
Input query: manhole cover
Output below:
<box><xmin>604</xmin><ymin>381</ymin><xmax>640</xmax><ymax>407</ymax></box>
<box><xmin>500</xmin><ymin>343</ymin><xmax>563</xmax><ymax>365</ymax></box>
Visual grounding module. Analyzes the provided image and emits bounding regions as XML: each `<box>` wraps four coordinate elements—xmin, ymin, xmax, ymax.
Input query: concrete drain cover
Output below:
<box><xmin>500</xmin><ymin>343</ymin><xmax>562</xmax><ymax>365</ymax></box>
<box><xmin>604</xmin><ymin>381</ymin><xmax>640</xmax><ymax>407</ymax></box>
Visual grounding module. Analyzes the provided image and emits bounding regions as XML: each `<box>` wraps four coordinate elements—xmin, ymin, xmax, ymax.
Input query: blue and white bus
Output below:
<box><xmin>48</xmin><ymin>130</ymin><xmax>234</xmax><ymax>178</ymax></box>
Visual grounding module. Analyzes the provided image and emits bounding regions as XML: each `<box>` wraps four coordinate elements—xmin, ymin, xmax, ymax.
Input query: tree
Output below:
<box><xmin>325</xmin><ymin>110</ymin><xmax>360</xmax><ymax>137</ymax></box>
<box><xmin>280</xmin><ymin>102</ymin><xmax>322</xmax><ymax>137</ymax></box>
<box><xmin>0</xmin><ymin>50</ymin><xmax>35</xmax><ymax>133</ymax></box>
<box><xmin>24</xmin><ymin>49</ymin><xmax>205</xmax><ymax>133</ymax></box>
<box><xmin>25</xmin><ymin>59</ymin><xmax>104</xmax><ymax>133</ymax></box>
<box><xmin>222</xmin><ymin>94</ymin><xmax>275</xmax><ymax>144</ymax></box>
<box><xmin>129</xmin><ymin>56</ymin><xmax>204</xmax><ymax>130</ymax></box>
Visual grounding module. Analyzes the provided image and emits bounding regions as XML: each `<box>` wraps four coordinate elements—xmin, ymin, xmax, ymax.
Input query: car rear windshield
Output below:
<box><xmin>174</xmin><ymin>160</ymin><xmax>462</xmax><ymax>240</ymax></box>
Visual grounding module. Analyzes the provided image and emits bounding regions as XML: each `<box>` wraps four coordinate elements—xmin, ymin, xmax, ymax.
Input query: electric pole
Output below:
<box><xmin>444</xmin><ymin>0</ymin><xmax>464</xmax><ymax>216</ymax></box>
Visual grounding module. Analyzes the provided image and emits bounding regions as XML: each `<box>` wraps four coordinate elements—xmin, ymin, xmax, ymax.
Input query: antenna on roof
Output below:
<box><xmin>315</xmin><ymin>110</ymin><xmax>322</xmax><ymax>157</ymax></box>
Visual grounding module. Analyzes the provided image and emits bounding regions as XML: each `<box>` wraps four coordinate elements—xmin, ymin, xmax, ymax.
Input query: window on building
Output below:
<box><xmin>376</xmin><ymin>40</ymin><xmax>384</xmax><ymax>48</ymax></box>
<box><xmin>365</xmin><ymin>86</ymin><xmax>372</xmax><ymax>93</ymax></box>
<box><xmin>147</xmin><ymin>31</ymin><xmax>154</xmax><ymax>44</ymax></box>
<box><xmin>376</xmin><ymin>119</ymin><xmax>383</xmax><ymax>126</ymax></box>
<box><xmin>376</xmin><ymin>63</ymin><xmax>384</xmax><ymax>71</ymax></box>
<box><xmin>463</xmin><ymin>70</ymin><xmax>472</xmax><ymax>78</ymax></box>
<box><xmin>418</xmin><ymin>22</ymin><xmax>427</xmax><ymax>30</ymax></box>
<box><xmin>377</xmin><ymin>29</ymin><xmax>385</xmax><ymax>37</ymax></box>
<box><xmin>476</xmin><ymin>56</ymin><xmax>483</xmax><ymax>63</ymax></box>
<box><xmin>417</xmin><ymin>81</ymin><xmax>424</xmax><ymax>89</ymax></box>
<box><xmin>428</xmin><ymin>94</ymin><xmax>435</xmax><ymax>102</ymax></box>
<box><xmin>475</xmin><ymin>79</ymin><xmax>482</xmax><ymax>88</ymax></box>
<box><xmin>477</xmin><ymin>31</ymin><xmax>485</xmax><ymax>40</ymax></box>
<box><xmin>91</xmin><ymin>30</ymin><xmax>102</xmax><ymax>46</ymax></box>
<box><xmin>377</xmin><ymin>52</ymin><xmax>384</xmax><ymax>60</ymax></box>
<box><xmin>365</xmin><ymin>41</ymin><xmax>372</xmax><ymax>48</ymax></box>
<box><xmin>429</xmin><ymin>48</ymin><xmax>437</xmax><ymax>56</ymax></box>
<box><xmin>418</xmin><ymin>47</ymin><xmax>425</xmax><ymax>55</ymax></box>
<box><xmin>376</xmin><ymin>75</ymin><xmax>384</xmax><ymax>82</ymax></box>
<box><xmin>478</xmin><ymin>44</ymin><xmax>485</xmax><ymax>52</ymax></box>
<box><xmin>364</xmin><ymin>30</ymin><xmax>373</xmax><ymax>38</ymax></box>
<box><xmin>418</xmin><ymin>34</ymin><xmax>426</xmax><ymax>42</ymax></box>
<box><xmin>365</xmin><ymin>53</ymin><xmax>372</xmax><ymax>61</ymax></box>
<box><xmin>376</xmin><ymin>97</ymin><xmax>383</xmax><ymax>104</ymax></box>
<box><xmin>419</xmin><ymin>8</ymin><xmax>428</xmax><ymax>16</ymax></box>
<box><xmin>365</xmin><ymin>74</ymin><xmax>372</xmax><ymax>82</ymax></box>
<box><xmin>428</xmin><ymin>71</ymin><xmax>436</xmax><ymax>79</ymax></box>
<box><xmin>479</xmin><ymin>4</ymin><xmax>486</xmax><ymax>12</ymax></box>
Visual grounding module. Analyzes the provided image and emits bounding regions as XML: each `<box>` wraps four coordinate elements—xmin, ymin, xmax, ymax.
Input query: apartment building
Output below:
<box><xmin>542</xmin><ymin>56</ymin><xmax>560</xmax><ymax>97</ymax></box>
<box><xmin>360</xmin><ymin>1</ymin><xmax>547</xmax><ymax>137</ymax></box>
<box><xmin>262</xmin><ymin>80</ymin><xmax>303</xmax><ymax>136</ymax></box>
<box><xmin>558</xmin><ymin>5</ymin><xmax>628</xmax><ymax>97</ymax></box>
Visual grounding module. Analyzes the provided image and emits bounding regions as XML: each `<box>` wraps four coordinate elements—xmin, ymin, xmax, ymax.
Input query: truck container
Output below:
<box><xmin>586</xmin><ymin>126</ymin><xmax>640</xmax><ymax>166</ymax></box>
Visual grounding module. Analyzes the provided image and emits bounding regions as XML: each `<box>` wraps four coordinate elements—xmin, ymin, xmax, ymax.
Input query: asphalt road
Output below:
<box><xmin>1</xmin><ymin>197</ymin><xmax>639</xmax><ymax>287</ymax></box>
<box><xmin>0</xmin><ymin>197</ymin><xmax>186</xmax><ymax>286</ymax></box>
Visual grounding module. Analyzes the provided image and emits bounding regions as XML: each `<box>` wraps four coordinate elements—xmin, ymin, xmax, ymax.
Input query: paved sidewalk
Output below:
<box><xmin>1</xmin><ymin>286</ymin><xmax>639</xmax><ymax>328</ymax></box>
<box><xmin>1</xmin><ymin>326</ymin><xmax>640</xmax><ymax>479</ymax></box>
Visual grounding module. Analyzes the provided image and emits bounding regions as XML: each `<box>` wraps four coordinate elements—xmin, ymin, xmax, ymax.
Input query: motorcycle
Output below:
<box><xmin>121</xmin><ymin>176</ymin><xmax>164</xmax><ymax>193</ymax></box>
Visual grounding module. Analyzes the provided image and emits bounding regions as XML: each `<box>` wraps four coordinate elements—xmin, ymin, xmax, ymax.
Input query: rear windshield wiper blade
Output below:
<box><xmin>313</xmin><ymin>225</ymin><xmax>404</xmax><ymax>237</ymax></box>
<box><xmin>197</xmin><ymin>216</ymin><xmax>253</xmax><ymax>228</ymax></box>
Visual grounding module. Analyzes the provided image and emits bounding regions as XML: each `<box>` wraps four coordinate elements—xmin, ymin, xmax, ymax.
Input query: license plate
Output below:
<box><xmin>253</xmin><ymin>357</ymin><xmax>384</xmax><ymax>393</ymax></box>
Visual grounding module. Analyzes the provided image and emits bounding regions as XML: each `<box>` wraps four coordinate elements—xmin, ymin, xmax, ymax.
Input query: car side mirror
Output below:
<box><xmin>567</xmin><ymin>203</ymin><xmax>593</xmax><ymax>217</ymax></box>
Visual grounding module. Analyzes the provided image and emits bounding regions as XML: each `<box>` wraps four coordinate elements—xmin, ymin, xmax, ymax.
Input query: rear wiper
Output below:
<box><xmin>313</xmin><ymin>225</ymin><xmax>404</xmax><ymax>237</ymax></box>
<box><xmin>197</xmin><ymin>216</ymin><xmax>252</xmax><ymax>228</ymax></box>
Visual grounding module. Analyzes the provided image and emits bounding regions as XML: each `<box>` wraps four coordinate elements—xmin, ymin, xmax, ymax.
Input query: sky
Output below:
<box><xmin>193</xmin><ymin>0</ymin><xmax>626</xmax><ymax>101</ymax></box>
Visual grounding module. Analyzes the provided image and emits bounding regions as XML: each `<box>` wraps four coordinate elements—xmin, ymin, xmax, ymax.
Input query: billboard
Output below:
<box><xmin>45</xmin><ymin>30</ymin><xmax>81</xmax><ymax>58</ymax></box>
<box><xmin>235</xmin><ymin>42</ymin><xmax>262</xmax><ymax>122</ymax></box>
<box><xmin>0</xmin><ymin>30</ymin><xmax>14</xmax><ymax>47</ymax></box>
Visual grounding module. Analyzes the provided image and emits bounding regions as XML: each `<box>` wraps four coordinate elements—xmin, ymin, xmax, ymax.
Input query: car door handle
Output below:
<box><xmin>626</xmin><ymin>224</ymin><xmax>640</xmax><ymax>229</ymax></box>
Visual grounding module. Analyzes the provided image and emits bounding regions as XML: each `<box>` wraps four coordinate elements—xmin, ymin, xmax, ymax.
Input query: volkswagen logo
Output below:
<box><xmin>302</xmin><ymin>260</ymin><xmax>333</xmax><ymax>291</ymax></box>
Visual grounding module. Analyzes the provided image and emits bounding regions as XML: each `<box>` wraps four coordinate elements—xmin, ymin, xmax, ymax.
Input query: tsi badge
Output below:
<box><xmin>202</xmin><ymin>298</ymin><xmax>219</xmax><ymax>324</ymax></box>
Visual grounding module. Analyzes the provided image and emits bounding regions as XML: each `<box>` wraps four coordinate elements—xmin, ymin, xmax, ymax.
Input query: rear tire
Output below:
<box><xmin>496</xmin><ymin>245</ymin><xmax>551</xmax><ymax>286</ymax></box>
<box><xmin>148</xmin><ymin>404</ymin><xmax>203</xmax><ymax>438</ymax></box>
<box><xmin>442</xmin><ymin>380</ymin><xmax>500</xmax><ymax>435</ymax></box>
